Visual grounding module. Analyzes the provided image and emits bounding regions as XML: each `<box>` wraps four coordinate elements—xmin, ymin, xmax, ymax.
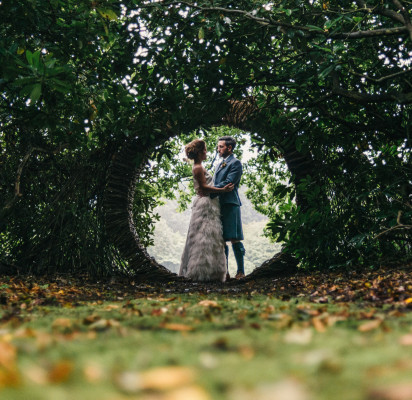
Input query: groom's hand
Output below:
<box><xmin>197</xmin><ymin>190</ymin><xmax>206</xmax><ymax>197</ymax></box>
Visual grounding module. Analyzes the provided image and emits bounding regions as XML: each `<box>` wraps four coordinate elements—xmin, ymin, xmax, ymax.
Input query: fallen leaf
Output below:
<box><xmin>35</xmin><ymin>332</ymin><xmax>54</xmax><ymax>350</ymax></box>
<box><xmin>48</xmin><ymin>360</ymin><xmax>73</xmax><ymax>383</ymax></box>
<box><xmin>368</xmin><ymin>383</ymin><xmax>412</xmax><ymax>400</ymax></box>
<box><xmin>0</xmin><ymin>341</ymin><xmax>17</xmax><ymax>368</ymax></box>
<box><xmin>161</xmin><ymin>323</ymin><xmax>194</xmax><ymax>331</ymax></box>
<box><xmin>14</xmin><ymin>327</ymin><xmax>36</xmax><ymax>338</ymax></box>
<box><xmin>151</xmin><ymin>307</ymin><xmax>169</xmax><ymax>316</ymax></box>
<box><xmin>83</xmin><ymin>314</ymin><xmax>101</xmax><ymax>325</ymax></box>
<box><xmin>312</xmin><ymin>317</ymin><xmax>327</xmax><ymax>333</ymax></box>
<box><xmin>0</xmin><ymin>368</ymin><xmax>20</xmax><ymax>388</ymax></box>
<box><xmin>141</xmin><ymin>366</ymin><xmax>196</xmax><ymax>390</ymax></box>
<box><xmin>239</xmin><ymin>346</ymin><xmax>255</xmax><ymax>360</ymax></box>
<box><xmin>358</xmin><ymin>319</ymin><xmax>382</xmax><ymax>332</ymax></box>
<box><xmin>104</xmin><ymin>304</ymin><xmax>120</xmax><ymax>310</ymax></box>
<box><xmin>163</xmin><ymin>385</ymin><xmax>211</xmax><ymax>400</ymax></box>
<box><xmin>284</xmin><ymin>328</ymin><xmax>313</xmax><ymax>345</ymax></box>
<box><xmin>115</xmin><ymin>366</ymin><xmax>196</xmax><ymax>393</ymax></box>
<box><xmin>89</xmin><ymin>319</ymin><xmax>120</xmax><ymax>331</ymax></box>
<box><xmin>52</xmin><ymin>318</ymin><xmax>73</xmax><ymax>330</ymax></box>
<box><xmin>399</xmin><ymin>334</ymin><xmax>412</xmax><ymax>346</ymax></box>
<box><xmin>198</xmin><ymin>300</ymin><xmax>220</xmax><ymax>308</ymax></box>
<box><xmin>25</xmin><ymin>365</ymin><xmax>49</xmax><ymax>385</ymax></box>
<box><xmin>83</xmin><ymin>363</ymin><xmax>104</xmax><ymax>383</ymax></box>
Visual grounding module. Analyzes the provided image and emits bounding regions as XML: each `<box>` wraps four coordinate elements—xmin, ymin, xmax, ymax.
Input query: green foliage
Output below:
<box><xmin>1</xmin><ymin>0</ymin><xmax>411</xmax><ymax>274</ymax></box>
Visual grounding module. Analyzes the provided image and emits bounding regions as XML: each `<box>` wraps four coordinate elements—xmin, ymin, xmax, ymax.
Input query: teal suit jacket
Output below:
<box><xmin>211</xmin><ymin>154</ymin><xmax>242</xmax><ymax>206</ymax></box>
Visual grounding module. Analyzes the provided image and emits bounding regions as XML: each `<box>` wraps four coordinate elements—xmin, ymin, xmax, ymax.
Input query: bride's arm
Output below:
<box><xmin>193</xmin><ymin>165</ymin><xmax>233</xmax><ymax>193</ymax></box>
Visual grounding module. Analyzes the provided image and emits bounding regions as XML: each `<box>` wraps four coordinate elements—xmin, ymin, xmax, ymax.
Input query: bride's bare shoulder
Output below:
<box><xmin>192</xmin><ymin>164</ymin><xmax>205</xmax><ymax>174</ymax></box>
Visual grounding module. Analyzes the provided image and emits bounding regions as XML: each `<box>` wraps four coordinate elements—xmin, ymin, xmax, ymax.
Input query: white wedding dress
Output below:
<box><xmin>179</xmin><ymin>167</ymin><xmax>227</xmax><ymax>282</ymax></box>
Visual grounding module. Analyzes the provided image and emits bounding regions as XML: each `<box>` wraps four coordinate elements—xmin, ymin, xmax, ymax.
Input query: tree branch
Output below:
<box><xmin>374</xmin><ymin>210</ymin><xmax>412</xmax><ymax>239</ymax></box>
<box><xmin>332</xmin><ymin>86</ymin><xmax>412</xmax><ymax>104</ymax></box>
<box><xmin>349</xmin><ymin>68</ymin><xmax>412</xmax><ymax>83</ymax></box>
<box><xmin>329</xmin><ymin>26</ymin><xmax>408</xmax><ymax>39</ymax></box>
<box><xmin>393</xmin><ymin>0</ymin><xmax>412</xmax><ymax>41</ymax></box>
<box><xmin>159</xmin><ymin>1</ymin><xmax>409</xmax><ymax>40</ymax></box>
<box><xmin>3</xmin><ymin>144</ymin><xmax>67</xmax><ymax>211</ymax></box>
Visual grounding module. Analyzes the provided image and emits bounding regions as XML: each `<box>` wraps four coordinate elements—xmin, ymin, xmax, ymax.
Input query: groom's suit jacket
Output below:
<box><xmin>211</xmin><ymin>154</ymin><xmax>242</xmax><ymax>206</ymax></box>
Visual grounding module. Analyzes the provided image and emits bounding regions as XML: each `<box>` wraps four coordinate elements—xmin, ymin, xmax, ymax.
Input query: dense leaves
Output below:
<box><xmin>1</xmin><ymin>0</ymin><xmax>411</xmax><ymax>275</ymax></box>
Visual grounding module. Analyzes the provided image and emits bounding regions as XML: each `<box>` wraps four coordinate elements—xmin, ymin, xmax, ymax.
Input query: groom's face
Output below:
<box><xmin>218</xmin><ymin>140</ymin><xmax>232</xmax><ymax>158</ymax></box>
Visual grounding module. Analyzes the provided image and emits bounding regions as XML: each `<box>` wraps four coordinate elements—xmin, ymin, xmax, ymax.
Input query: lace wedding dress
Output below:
<box><xmin>179</xmin><ymin>168</ymin><xmax>227</xmax><ymax>282</ymax></box>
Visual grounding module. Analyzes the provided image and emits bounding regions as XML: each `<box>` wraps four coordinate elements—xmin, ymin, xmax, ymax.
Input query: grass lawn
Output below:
<box><xmin>1</xmin><ymin>271</ymin><xmax>412</xmax><ymax>399</ymax></box>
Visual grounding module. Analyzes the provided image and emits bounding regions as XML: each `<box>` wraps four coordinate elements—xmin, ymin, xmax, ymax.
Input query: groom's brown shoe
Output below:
<box><xmin>226</xmin><ymin>273</ymin><xmax>231</xmax><ymax>281</ymax></box>
<box><xmin>235</xmin><ymin>272</ymin><xmax>245</xmax><ymax>280</ymax></box>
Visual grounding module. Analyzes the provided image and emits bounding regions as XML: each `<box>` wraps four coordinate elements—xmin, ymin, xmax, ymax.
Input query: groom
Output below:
<box><xmin>210</xmin><ymin>136</ymin><xmax>246</xmax><ymax>279</ymax></box>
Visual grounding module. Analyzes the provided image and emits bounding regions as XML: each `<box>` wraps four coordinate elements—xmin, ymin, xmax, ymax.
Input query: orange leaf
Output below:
<box><xmin>104</xmin><ymin>304</ymin><xmax>119</xmax><ymax>310</ymax></box>
<box><xmin>358</xmin><ymin>319</ymin><xmax>382</xmax><ymax>332</ymax></box>
<box><xmin>83</xmin><ymin>364</ymin><xmax>104</xmax><ymax>383</ymax></box>
<box><xmin>141</xmin><ymin>366</ymin><xmax>196</xmax><ymax>390</ymax></box>
<box><xmin>0</xmin><ymin>368</ymin><xmax>20</xmax><ymax>388</ymax></box>
<box><xmin>161</xmin><ymin>323</ymin><xmax>194</xmax><ymax>331</ymax></box>
<box><xmin>83</xmin><ymin>314</ymin><xmax>101</xmax><ymax>325</ymax></box>
<box><xmin>162</xmin><ymin>385</ymin><xmax>211</xmax><ymax>400</ymax></box>
<box><xmin>52</xmin><ymin>318</ymin><xmax>73</xmax><ymax>330</ymax></box>
<box><xmin>198</xmin><ymin>300</ymin><xmax>220</xmax><ymax>308</ymax></box>
<box><xmin>88</xmin><ymin>318</ymin><xmax>120</xmax><ymax>331</ymax></box>
<box><xmin>115</xmin><ymin>366</ymin><xmax>196</xmax><ymax>393</ymax></box>
<box><xmin>48</xmin><ymin>360</ymin><xmax>73</xmax><ymax>383</ymax></box>
<box><xmin>399</xmin><ymin>334</ymin><xmax>412</xmax><ymax>346</ymax></box>
<box><xmin>0</xmin><ymin>342</ymin><xmax>17</xmax><ymax>369</ymax></box>
<box><xmin>368</xmin><ymin>383</ymin><xmax>412</xmax><ymax>400</ymax></box>
<box><xmin>312</xmin><ymin>317</ymin><xmax>327</xmax><ymax>333</ymax></box>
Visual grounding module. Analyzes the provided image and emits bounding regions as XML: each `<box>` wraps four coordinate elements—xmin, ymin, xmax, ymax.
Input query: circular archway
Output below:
<box><xmin>103</xmin><ymin>100</ymin><xmax>299</xmax><ymax>282</ymax></box>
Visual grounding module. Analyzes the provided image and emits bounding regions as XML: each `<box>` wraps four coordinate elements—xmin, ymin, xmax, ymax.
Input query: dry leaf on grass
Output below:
<box><xmin>48</xmin><ymin>360</ymin><xmax>74</xmax><ymax>383</ymax></box>
<box><xmin>25</xmin><ymin>365</ymin><xmax>49</xmax><ymax>385</ymax></box>
<box><xmin>104</xmin><ymin>304</ymin><xmax>120</xmax><ymax>310</ymax></box>
<box><xmin>83</xmin><ymin>363</ymin><xmax>105</xmax><ymax>383</ymax></box>
<box><xmin>51</xmin><ymin>318</ymin><xmax>73</xmax><ymax>330</ymax></box>
<box><xmin>115</xmin><ymin>366</ymin><xmax>196</xmax><ymax>393</ymax></box>
<box><xmin>88</xmin><ymin>319</ymin><xmax>120</xmax><ymax>331</ymax></box>
<box><xmin>83</xmin><ymin>314</ymin><xmax>101</xmax><ymax>325</ymax></box>
<box><xmin>160</xmin><ymin>323</ymin><xmax>194</xmax><ymax>332</ymax></box>
<box><xmin>368</xmin><ymin>383</ymin><xmax>412</xmax><ymax>400</ymax></box>
<box><xmin>0</xmin><ymin>341</ymin><xmax>17</xmax><ymax>368</ymax></box>
<box><xmin>284</xmin><ymin>329</ymin><xmax>313</xmax><ymax>345</ymax></box>
<box><xmin>358</xmin><ymin>319</ymin><xmax>382</xmax><ymax>332</ymax></box>
<box><xmin>161</xmin><ymin>385</ymin><xmax>211</xmax><ymax>400</ymax></box>
<box><xmin>399</xmin><ymin>334</ymin><xmax>412</xmax><ymax>346</ymax></box>
<box><xmin>312</xmin><ymin>317</ymin><xmax>327</xmax><ymax>333</ymax></box>
<box><xmin>198</xmin><ymin>300</ymin><xmax>220</xmax><ymax>308</ymax></box>
<box><xmin>0</xmin><ymin>368</ymin><xmax>20</xmax><ymax>388</ymax></box>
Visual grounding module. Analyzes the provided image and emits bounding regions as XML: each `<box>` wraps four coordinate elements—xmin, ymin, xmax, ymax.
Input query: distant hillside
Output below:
<box><xmin>147</xmin><ymin>187</ymin><xmax>281</xmax><ymax>275</ymax></box>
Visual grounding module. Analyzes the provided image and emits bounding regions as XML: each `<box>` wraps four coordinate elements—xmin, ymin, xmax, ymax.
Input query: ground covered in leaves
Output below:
<box><xmin>1</xmin><ymin>265</ymin><xmax>412</xmax><ymax>400</ymax></box>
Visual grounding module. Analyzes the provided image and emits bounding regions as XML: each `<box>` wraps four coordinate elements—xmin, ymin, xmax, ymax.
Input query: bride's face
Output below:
<box><xmin>201</xmin><ymin>146</ymin><xmax>207</xmax><ymax>161</ymax></box>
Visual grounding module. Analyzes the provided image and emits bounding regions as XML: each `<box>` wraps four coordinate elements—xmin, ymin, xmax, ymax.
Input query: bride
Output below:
<box><xmin>179</xmin><ymin>139</ymin><xmax>234</xmax><ymax>282</ymax></box>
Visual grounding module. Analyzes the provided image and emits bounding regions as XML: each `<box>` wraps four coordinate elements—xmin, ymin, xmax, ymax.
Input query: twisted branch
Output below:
<box><xmin>157</xmin><ymin>1</ymin><xmax>409</xmax><ymax>40</ymax></box>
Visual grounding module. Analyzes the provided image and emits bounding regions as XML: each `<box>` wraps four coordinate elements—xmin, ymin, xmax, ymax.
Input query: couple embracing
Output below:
<box><xmin>179</xmin><ymin>136</ymin><xmax>246</xmax><ymax>282</ymax></box>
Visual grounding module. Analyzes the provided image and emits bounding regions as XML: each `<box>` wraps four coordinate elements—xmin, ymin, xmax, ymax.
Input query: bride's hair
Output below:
<box><xmin>185</xmin><ymin>139</ymin><xmax>206</xmax><ymax>161</ymax></box>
